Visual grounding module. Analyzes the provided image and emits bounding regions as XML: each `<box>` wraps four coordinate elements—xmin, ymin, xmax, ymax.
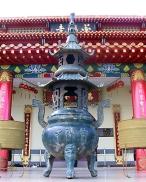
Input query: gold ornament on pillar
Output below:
<box><xmin>131</xmin><ymin>70</ymin><xmax>145</xmax><ymax>81</ymax></box>
<box><xmin>0</xmin><ymin>71</ymin><xmax>13</xmax><ymax>82</ymax></box>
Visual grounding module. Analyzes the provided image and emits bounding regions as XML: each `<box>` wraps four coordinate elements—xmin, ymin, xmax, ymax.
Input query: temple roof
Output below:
<box><xmin>0</xmin><ymin>15</ymin><xmax>146</xmax><ymax>65</ymax></box>
<box><xmin>0</xmin><ymin>15</ymin><xmax>145</xmax><ymax>24</ymax></box>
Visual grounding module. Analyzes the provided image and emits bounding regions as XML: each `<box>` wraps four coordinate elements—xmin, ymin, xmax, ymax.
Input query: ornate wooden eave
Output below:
<box><xmin>0</xmin><ymin>31</ymin><xmax>146</xmax><ymax>42</ymax></box>
<box><xmin>0</xmin><ymin>42</ymin><xmax>146</xmax><ymax>65</ymax></box>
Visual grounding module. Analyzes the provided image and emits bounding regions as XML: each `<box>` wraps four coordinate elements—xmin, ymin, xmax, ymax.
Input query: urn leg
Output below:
<box><xmin>43</xmin><ymin>150</ymin><xmax>55</xmax><ymax>177</ymax></box>
<box><xmin>64</xmin><ymin>144</ymin><xmax>76</xmax><ymax>179</ymax></box>
<box><xmin>87</xmin><ymin>151</ymin><xmax>97</xmax><ymax>177</ymax></box>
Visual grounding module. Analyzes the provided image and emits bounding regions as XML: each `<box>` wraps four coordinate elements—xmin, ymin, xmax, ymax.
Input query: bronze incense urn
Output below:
<box><xmin>33</xmin><ymin>13</ymin><xmax>109</xmax><ymax>179</ymax></box>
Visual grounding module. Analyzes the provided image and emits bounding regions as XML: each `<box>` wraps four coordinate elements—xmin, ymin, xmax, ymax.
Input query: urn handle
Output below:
<box><xmin>96</xmin><ymin>99</ymin><xmax>110</xmax><ymax>127</ymax></box>
<box><xmin>32</xmin><ymin>99</ymin><xmax>47</xmax><ymax>128</ymax></box>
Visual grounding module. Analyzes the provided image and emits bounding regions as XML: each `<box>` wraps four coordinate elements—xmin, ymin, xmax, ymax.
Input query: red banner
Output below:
<box><xmin>0</xmin><ymin>71</ymin><xmax>13</xmax><ymax>170</ymax></box>
<box><xmin>0</xmin><ymin>82</ymin><xmax>12</xmax><ymax>119</ymax></box>
<box><xmin>131</xmin><ymin>80</ymin><xmax>146</xmax><ymax>118</ymax></box>
<box><xmin>131</xmin><ymin>70</ymin><xmax>146</xmax><ymax>171</ymax></box>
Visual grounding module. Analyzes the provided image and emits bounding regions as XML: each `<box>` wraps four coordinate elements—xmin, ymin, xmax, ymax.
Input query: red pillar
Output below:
<box><xmin>131</xmin><ymin>70</ymin><xmax>146</xmax><ymax>170</ymax></box>
<box><xmin>0</xmin><ymin>71</ymin><xmax>13</xmax><ymax>170</ymax></box>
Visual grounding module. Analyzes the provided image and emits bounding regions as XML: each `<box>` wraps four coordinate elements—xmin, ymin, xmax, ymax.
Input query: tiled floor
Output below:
<box><xmin>0</xmin><ymin>167</ymin><xmax>146</xmax><ymax>182</ymax></box>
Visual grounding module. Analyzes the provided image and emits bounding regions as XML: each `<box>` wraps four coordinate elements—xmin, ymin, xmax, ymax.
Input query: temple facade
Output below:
<box><xmin>0</xmin><ymin>15</ymin><xmax>146</xmax><ymax>170</ymax></box>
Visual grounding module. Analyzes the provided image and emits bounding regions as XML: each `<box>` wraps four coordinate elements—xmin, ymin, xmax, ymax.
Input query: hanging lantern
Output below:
<box><xmin>115</xmin><ymin>82</ymin><xmax>119</xmax><ymax>88</ymax></box>
<box><xmin>19</xmin><ymin>82</ymin><xmax>38</xmax><ymax>95</ymax></box>
<box><xmin>19</xmin><ymin>83</ymin><xmax>24</xmax><ymax>88</ymax></box>
<box><xmin>107</xmin><ymin>80</ymin><xmax>124</xmax><ymax>92</ymax></box>
<box><xmin>24</xmin><ymin>84</ymin><xmax>28</xmax><ymax>89</ymax></box>
<box><xmin>28</xmin><ymin>86</ymin><xmax>32</xmax><ymax>91</ymax></box>
<box><xmin>117</xmin><ymin>80</ymin><xmax>124</xmax><ymax>88</ymax></box>
<box><xmin>34</xmin><ymin>89</ymin><xmax>38</xmax><ymax>94</ymax></box>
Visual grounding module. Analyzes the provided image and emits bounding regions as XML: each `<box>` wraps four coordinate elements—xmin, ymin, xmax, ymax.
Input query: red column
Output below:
<box><xmin>131</xmin><ymin>70</ymin><xmax>146</xmax><ymax>170</ymax></box>
<box><xmin>0</xmin><ymin>71</ymin><xmax>13</xmax><ymax>171</ymax></box>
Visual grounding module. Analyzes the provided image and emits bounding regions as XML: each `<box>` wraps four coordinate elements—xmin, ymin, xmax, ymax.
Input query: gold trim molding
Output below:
<box><xmin>0</xmin><ymin>120</ymin><xmax>24</xmax><ymax>149</ymax></box>
<box><xmin>118</xmin><ymin>119</ymin><xmax>146</xmax><ymax>148</ymax></box>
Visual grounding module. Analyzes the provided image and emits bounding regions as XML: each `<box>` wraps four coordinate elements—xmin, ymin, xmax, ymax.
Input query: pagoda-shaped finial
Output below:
<box><xmin>66</xmin><ymin>13</ymin><xmax>78</xmax><ymax>44</ymax></box>
<box><xmin>70</xmin><ymin>13</ymin><xmax>75</xmax><ymax>23</ymax></box>
<box><xmin>68</xmin><ymin>13</ymin><xmax>76</xmax><ymax>34</ymax></box>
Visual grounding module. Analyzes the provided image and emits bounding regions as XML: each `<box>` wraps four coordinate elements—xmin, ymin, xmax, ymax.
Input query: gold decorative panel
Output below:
<box><xmin>0</xmin><ymin>120</ymin><xmax>24</xmax><ymax>149</ymax></box>
<box><xmin>118</xmin><ymin>119</ymin><xmax>146</xmax><ymax>149</ymax></box>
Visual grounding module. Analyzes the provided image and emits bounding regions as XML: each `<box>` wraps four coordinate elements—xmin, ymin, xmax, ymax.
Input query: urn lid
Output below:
<box><xmin>40</xmin><ymin>73</ymin><xmax>97</xmax><ymax>90</ymax></box>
